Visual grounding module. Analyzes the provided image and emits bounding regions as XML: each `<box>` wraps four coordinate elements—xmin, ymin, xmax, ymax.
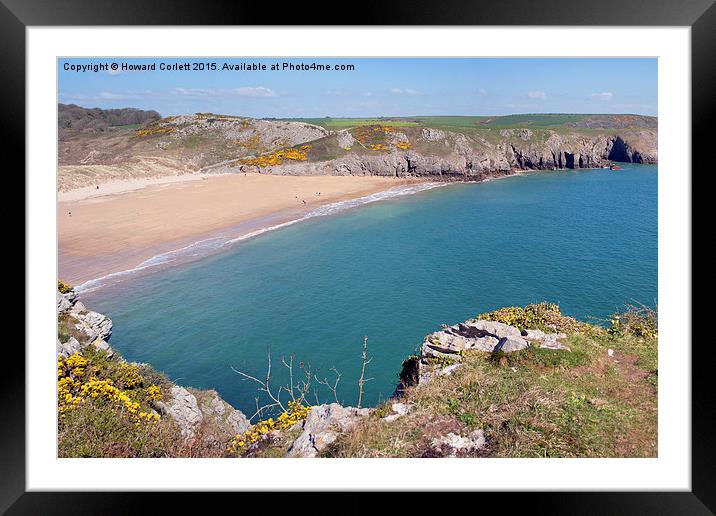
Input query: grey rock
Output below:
<box><xmin>287</xmin><ymin>403</ymin><xmax>371</xmax><ymax>458</ymax></box>
<box><xmin>76</xmin><ymin>310</ymin><xmax>113</xmax><ymax>342</ymax></box>
<box><xmin>226</xmin><ymin>408</ymin><xmax>251</xmax><ymax>435</ymax></box>
<box><xmin>336</xmin><ymin>130</ymin><xmax>356</xmax><ymax>149</ymax></box>
<box><xmin>200</xmin><ymin>392</ymin><xmax>250</xmax><ymax>435</ymax></box>
<box><xmin>57</xmin><ymin>292</ymin><xmax>72</xmax><ymax>313</ymax></box>
<box><xmin>438</xmin><ymin>363</ymin><xmax>463</xmax><ymax>377</ymax></box>
<box><xmin>70</xmin><ymin>300</ymin><xmax>86</xmax><ymax>314</ymax></box>
<box><xmin>391</xmin><ymin>402</ymin><xmax>410</xmax><ymax>416</ymax></box>
<box><xmin>523</xmin><ymin>329</ymin><xmax>546</xmax><ymax>341</ymax></box>
<box><xmin>57</xmin><ymin>336</ymin><xmax>81</xmax><ymax>357</ymax></box>
<box><xmin>468</xmin><ymin>320</ymin><xmax>524</xmax><ymax>339</ymax></box>
<box><xmin>431</xmin><ymin>429</ymin><xmax>487</xmax><ymax>457</ymax></box>
<box><xmin>523</xmin><ymin>329</ymin><xmax>570</xmax><ymax>351</ymax></box>
<box><xmin>421</xmin><ymin>128</ymin><xmax>446</xmax><ymax>141</ymax></box>
<box><xmin>539</xmin><ymin>335</ymin><xmax>571</xmax><ymax>351</ymax></box>
<box><xmin>91</xmin><ymin>338</ymin><xmax>114</xmax><ymax>358</ymax></box>
<box><xmin>495</xmin><ymin>336</ymin><xmax>529</xmax><ymax>353</ymax></box>
<box><xmin>383</xmin><ymin>402</ymin><xmax>412</xmax><ymax>422</ymax></box>
<box><xmin>156</xmin><ymin>386</ymin><xmax>203</xmax><ymax>439</ymax></box>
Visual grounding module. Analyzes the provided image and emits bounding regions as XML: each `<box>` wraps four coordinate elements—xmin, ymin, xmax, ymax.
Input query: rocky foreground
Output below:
<box><xmin>57</xmin><ymin>289</ymin><xmax>657</xmax><ymax>458</ymax></box>
<box><xmin>58</xmin><ymin>289</ymin><xmax>250</xmax><ymax>452</ymax></box>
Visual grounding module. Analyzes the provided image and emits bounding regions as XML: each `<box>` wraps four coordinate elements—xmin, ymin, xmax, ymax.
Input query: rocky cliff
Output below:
<box><xmin>234</xmin><ymin>126</ymin><xmax>657</xmax><ymax>181</ymax></box>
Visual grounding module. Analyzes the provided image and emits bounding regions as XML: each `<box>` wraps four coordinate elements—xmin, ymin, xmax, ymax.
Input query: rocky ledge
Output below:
<box><xmin>396</xmin><ymin>317</ymin><xmax>570</xmax><ymax>390</ymax></box>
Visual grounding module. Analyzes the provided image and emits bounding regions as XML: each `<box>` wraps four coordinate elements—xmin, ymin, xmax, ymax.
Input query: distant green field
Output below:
<box><xmin>481</xmin><ymin>114</ymin><xmax>591</xmax><ymax>127</ymax></box>
<box><xmin>279</xmin><ymin>114</ymin><xmax>655</xmax><ymax>132</ymax></box>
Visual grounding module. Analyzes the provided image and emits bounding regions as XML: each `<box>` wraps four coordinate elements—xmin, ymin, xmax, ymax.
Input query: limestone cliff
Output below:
<box><xmin>236</xmin><ymin>127</ymin><xmax>657</xmax><ymax>180</ymax></box>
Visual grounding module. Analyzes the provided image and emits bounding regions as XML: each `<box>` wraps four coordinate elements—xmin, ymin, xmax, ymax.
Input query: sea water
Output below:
<box><xmin>82</xmin><ymin>164</ymin><xmax>657</xmax><ymax>414</ymax></box>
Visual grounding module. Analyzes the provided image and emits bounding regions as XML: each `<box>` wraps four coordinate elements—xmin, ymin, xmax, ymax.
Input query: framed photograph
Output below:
<box><xmin>8</xmin><ymin>0</ymin><xmax>710</xmax><ymax>511</ymax></box>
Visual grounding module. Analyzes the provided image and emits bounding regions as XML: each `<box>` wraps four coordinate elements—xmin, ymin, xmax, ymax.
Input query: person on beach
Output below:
<box><xmin>302</xmin><ymin>199</ymin><xmax>306</xmax><ymax>205</ymax></box>
<box><xmin>68</xmin><ymin>211</ymin><xmax>72</xmax><ymax>217</ymax></box>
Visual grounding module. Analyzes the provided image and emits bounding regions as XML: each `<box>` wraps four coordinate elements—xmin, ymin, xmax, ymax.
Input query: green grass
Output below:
<box><xmin>280</xmin><ymin>114</ymin><xmax>657</xmax><ymax>131</ymax></box>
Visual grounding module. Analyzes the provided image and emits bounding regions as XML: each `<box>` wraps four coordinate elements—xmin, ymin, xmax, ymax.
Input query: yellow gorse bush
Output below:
<box><xmin>228</xmin><ymin>400</ymin><xmax>312</xmax><ymax>453</ymax></box>
<box><xmin>477</xmin><ymin>303</ymin><xmax>588</xmax><ymax>333</ymax></box>
<box><xmin>117</xmin><ymin>362</ymin><xmax>142</xmax><ymax>389</ymax></box>
<box><xmin>57</xmin><ymin>353</ymin><xmax>161</xmax><ymax>427</ymax></box>
<box><xmin>146</xmin><ymin>384</ymin><xmax>162</xmax><ymax>401</ymax></box>
<box><xmin>64</xmin><ymin>352</ymin><xmax>88</xmax><ymax>377</ymax></box>
<box><xmin>239</xmin><ymin>144</ymin><xmax>312</xmax><ymax>168</ymax></box>
<box><xmin>135</xmin><ymin>126</ymin><xmax>174</xmax><ymax>137</ymax></box>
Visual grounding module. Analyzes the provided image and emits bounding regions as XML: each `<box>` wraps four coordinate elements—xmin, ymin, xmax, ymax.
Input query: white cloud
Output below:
<box><xmin>230</xmin><ymin>86</ymin><xmax>276</xmax><ymax>97</ymax></box>
<box><xmin>172</xmin><ymin>87</ymin><xmax>216</xmax><ymax>96</ymax></box>
<box><xmin>99</xmin><ymin>91</ymin><xmax>141</xmax><ymax>100</ymax></box>
<box><xmin>588</xmin><ymin>92</ymin><xmax>614</xmax><ymax>100</ymax></box>
<box><xmin>527</xmin><ymin>91</ymin><xmax>547</xmax><ymax>99</ymax></box>
<box><xmin>390</xmin><ymin>87</ymin><xmax>418</xmax><ymax>95</ymax></box>
<box><xmin>172</xmin><ymin>86</ymin><xmax>276</xmax><ymax>98</ymax></box>
<box><xmin>107</xmin><ymin>68</ymin><xmax>122</xmax><ymax>76</ymax></box>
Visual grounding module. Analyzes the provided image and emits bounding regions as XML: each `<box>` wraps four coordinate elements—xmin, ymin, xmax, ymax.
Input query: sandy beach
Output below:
<box><xmin>58</xmin><ymin>173</ymin><xmax>422</xmax><ymax>285</ymax></box>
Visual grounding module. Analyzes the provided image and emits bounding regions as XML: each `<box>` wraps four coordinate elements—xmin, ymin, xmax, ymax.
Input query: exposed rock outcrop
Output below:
<box><xmin>156</xmin><ymin>386</ymin><xmax>203</xmax><ymax>439</ymax></box>
<box><xmin>399</xmin><ymin>317</ymin><xmax>571</xmax><ymax>389</ymax></box>
<box><xmin>423</xmin><ymin>319</ymin><xmax>568</xmax><ymax>359</ymax></box>
<box><xmin>430</xmin><ymin>429</ymin><xmax>487</xmax><ymax>457</ymax></box>
<box><xmin>287</xmin><ymin>403</ymin><xmax>372</xmax><ymax>458</ymax></box>
<box><xmin>58</xmin><ymin>290</ymin><xmax>113</xmax><ymax>347</ymax></box>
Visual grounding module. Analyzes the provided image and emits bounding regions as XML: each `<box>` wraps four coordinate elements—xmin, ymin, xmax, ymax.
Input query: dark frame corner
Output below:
<box><xmin>6</xmin><ymin>0</ymin><xmax>710</xmax><ymax>513</ymax></box>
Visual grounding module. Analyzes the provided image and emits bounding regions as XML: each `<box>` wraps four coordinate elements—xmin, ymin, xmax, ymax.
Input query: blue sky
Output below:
<box><xmin>58</xmin><ymin>58</ymin><xmax>657</xmax><ymax>117</ymax></box>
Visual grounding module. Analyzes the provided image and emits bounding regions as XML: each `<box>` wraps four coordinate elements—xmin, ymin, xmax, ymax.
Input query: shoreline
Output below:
<box><xmin>58</xmin><ymin>166</ymin><xmax>626</xmax><ymax>292</ymax></box>
<box><xmin>59</xmin><ymin>173</ymin><xmax>431</xmax><ymax>289</ymax></box>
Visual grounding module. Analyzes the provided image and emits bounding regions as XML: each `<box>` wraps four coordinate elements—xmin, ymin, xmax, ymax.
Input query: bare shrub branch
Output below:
<box><xmin>357</xmin><ymin>335</ymin><xmax>373</xmax><ymax>408</ymax></box>
<box><xmin>315</xmin><ymin>366</ymin><xmax>342</xmax><ymax>404</ymax></box>
<box><xmin>232</xmin><ymin>350</ymin><xmax>316</xmax><ymax>422</ymax></box>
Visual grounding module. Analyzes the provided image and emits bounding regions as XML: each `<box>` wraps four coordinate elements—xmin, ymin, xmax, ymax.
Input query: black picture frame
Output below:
<box><xmin>5</xmin><ymin>0</ymin><xmax>710</xmax><ymax>512</ymax></box>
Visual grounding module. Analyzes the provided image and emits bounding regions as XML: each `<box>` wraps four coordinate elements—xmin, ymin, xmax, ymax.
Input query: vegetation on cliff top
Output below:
<box><xmin>57</xmin><ymin>300</ymin><xmax>657</xmax><ymax>458</ymax></box>
<box><xmin>57</xmin><ymin>346</ymin><xmax>176</xmax><ymax>457</ymax></box>
<box><xmin>318</xmin><ymin>304</ymin><xmax>657</xmax><ymax>458</ymax></box>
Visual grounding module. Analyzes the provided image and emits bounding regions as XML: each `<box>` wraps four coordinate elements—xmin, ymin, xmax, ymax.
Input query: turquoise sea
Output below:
<box><xmin>81</xmin><ymin>164</ymin><xmax>657</xmax><ymax>415</ymax></box>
